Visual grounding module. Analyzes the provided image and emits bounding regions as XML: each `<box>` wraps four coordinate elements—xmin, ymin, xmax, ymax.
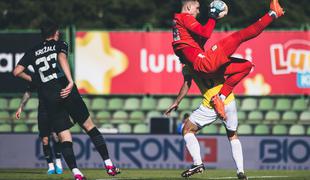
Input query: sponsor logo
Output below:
<box><xmin>140</xmin><ymin>48</ymin><xmax>182</xmax><ymax>73</ymax></box>
<box><xmin>0</xmin><ymin>53</ymin><xmax>24</xmax><ymax>73</ymax></box>
<box><xmin>35</xmin><ymin>136</ymin><xmax>217</xmax><ymax>168</ymax></box>
<box><xmin>185</xmin><ymin>138</ymin><xmax>217</xmax><ymax>163</ymax></box>
<box><xmin>270</xmin><ymin>40</ymin><xmax>310</xmax><ymax>75</ymax></box>
<box><xmin>297</xmin><ymin>72</ymin><xmax>310</xmax><ymax>88</ymax></box>
<box><xmin>259</xmin><ymin>139</ymin><xmax>310</xmax><ymax>170</ymax></box>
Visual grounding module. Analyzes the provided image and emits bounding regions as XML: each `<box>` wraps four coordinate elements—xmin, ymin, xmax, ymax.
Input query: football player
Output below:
<box><xmin>13</xmin><ymin>20</ymin><xmax>120</xmax><ymax>180</ymax></box>
<box><xmin>165</xmin><ymin>64</ymin><xmax>248</xmax><ymax>180</ymax></box>
<box><xmin>172</xmin><ymin>0</ymin><xmax>284</xmax><ymax>120</ymax></box>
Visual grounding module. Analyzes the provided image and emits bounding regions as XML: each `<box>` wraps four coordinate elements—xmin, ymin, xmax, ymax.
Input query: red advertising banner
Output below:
<box><xmin>75</xmin><ymin>31</ymin><xmax>310</xmax><ymax>95</ymax></box>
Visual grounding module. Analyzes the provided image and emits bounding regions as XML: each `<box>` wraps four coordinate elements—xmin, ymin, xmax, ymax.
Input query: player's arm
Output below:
<box><xmin>13</xmin><ymin>65</ymin><xmax>32</xmax><ymax>82</ymax></box>
<box><xmin>182</xmin><ymin>15</ymin><xmax>216</xmax><ymax>40</ymax></box>
<box><xmin>164</xmin><ymin>74</ymin><xmax>192</xmax><ymax>116</ymax></box>
<box><xmin>13</xmin><ymin>52</ymin><xmax>32</xmax><ymax>82</ymax></box>
<box><xmin>15</xmin><ymin>91</ymin><xmax>31</xmax><ymax>119</ymax></box>
<box><xmin>58</xmin><ymin>52</ymin><xmax>74</xmax><ymax>98</ymax></box>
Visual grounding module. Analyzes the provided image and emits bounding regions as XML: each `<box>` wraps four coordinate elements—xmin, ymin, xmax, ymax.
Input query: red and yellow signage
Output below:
<box><xmin>75</xmin><ymin>31</ymin><xmax>310</xmax><ymax>95</ymax></box>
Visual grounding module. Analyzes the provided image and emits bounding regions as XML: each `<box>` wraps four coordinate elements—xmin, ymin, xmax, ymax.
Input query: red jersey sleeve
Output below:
<box><xmin>182</xmin><ymin>14</ymin><xmax>216</xmax><ymax>40</ymax></box>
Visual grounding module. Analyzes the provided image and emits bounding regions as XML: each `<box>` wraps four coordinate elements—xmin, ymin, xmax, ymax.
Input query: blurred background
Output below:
<box><xmin>0</xmin><ymin>0</ymin><xmax>309</xmax><ymax>171</ymax></box>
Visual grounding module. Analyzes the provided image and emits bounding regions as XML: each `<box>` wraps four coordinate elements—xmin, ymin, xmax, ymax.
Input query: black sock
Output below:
<box><xmin>87</xmin><ymin>127</ymin><xmax>110</xmax><ymax>160</ymax></box>
<box><xmin>53</xmin><ymin>139</ymin><xmax>62</xmax><ymax>159</ymax></box>
<box><xmin>61</xmin><ymin>141</ymin><xmax>77</xmax><ymax>170</ymax></box>
<box><xmin>43</xmin><ymin>144</ymin><xmax>53</xmax><ymax>164</ymax></box>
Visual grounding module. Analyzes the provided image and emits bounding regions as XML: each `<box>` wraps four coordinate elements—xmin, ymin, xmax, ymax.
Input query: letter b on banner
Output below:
<box><xmin>260</xmin><ymin>139</ymin><xmax>310</xmax><ymax>163</ymax></box>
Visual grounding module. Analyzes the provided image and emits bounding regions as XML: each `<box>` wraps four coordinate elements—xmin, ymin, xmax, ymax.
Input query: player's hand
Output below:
<box><xmin>164</xmin><ymin>102</ymin><xmax>179</xmax><ymax>116</ymax></box>
<box><xmin>60</xmin><ymin>82</ymin><xmax>74</xmax><ymax>99</ymax></box>
<box><xmin>15</xmin><ymin>108</ymin><xmax>22</xmax><ymax>119</ymax></box>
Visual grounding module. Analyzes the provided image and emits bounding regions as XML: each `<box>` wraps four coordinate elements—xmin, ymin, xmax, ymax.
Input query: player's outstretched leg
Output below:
<box><xmin>218</xmin><ymin>0</ymin><xmax>284</xmax><ymax>57</ymax></box>
<box><xmin>181</xmin><ymin>164</ymin><xmax>205</xmax><ymax>178</ymax></box>
<box><xmin>82</xmin><ymin>117</ymin><xmax>120</xmax><ymax>176</ymax></box>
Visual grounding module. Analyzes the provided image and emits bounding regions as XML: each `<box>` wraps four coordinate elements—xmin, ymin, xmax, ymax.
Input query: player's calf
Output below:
<box><xmin>181</xmin><ymin>164</ymin><xmax>205</xmax><ymax>178</ymax></box>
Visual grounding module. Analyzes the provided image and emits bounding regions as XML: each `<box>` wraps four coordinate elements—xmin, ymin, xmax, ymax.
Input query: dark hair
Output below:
<box><xmin>40</xmin><ymin>20</ymin><xmax>59</xmax><ymax>39</ymax></box>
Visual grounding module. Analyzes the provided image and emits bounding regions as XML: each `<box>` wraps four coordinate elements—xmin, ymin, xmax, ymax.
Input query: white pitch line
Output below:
<box><xmin>96</xmin><ymin>176</ymin><xmax>292</xmax><ymax>180</ymax></box>
<box><xmin>97</xmin><ymin>175</ymin><xmax>293</xmax><ymax>180</ymax></box>
<box><xmin>249</xmin><ymin>176</ymin><xmax>291</xmax><ymax>179</ymax></box>
<box><xmin>208</xmin><ymin>175</ymin><xmax>291</xmax><ymax>180</ymax></box>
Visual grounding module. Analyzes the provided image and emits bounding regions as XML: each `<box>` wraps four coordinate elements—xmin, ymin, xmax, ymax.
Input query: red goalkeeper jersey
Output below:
<box><xmin>172</xmin><ymin>13</ymin><xmax>216</xmax><ymax>51</ymax></box>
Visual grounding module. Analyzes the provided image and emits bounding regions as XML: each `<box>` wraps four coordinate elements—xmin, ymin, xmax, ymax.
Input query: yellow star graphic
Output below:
<box><xmin>75</xmin><ymin>32</ymin><xmax>128</xmax><ymax>94</ymax></box>
<box><xmin>243</xmin><ymin>74</ymin><xmax>271</xmax><ymax>95</ymax></box>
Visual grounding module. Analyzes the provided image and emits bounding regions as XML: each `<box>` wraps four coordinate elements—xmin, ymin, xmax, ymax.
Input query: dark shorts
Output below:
<box><xmin>37</xmin><ymin>100</ymin><xmax>73</xmax><ymax>137</ymax></box>
<box><xmin>39</xmin><ymin>81</ymin><xmax>90</xmax><ymax>133</ymax></box>
<box><xmin>63</xmin><ymin>84</ymin><xmax>90</xmax><ymax>126</ymax></box>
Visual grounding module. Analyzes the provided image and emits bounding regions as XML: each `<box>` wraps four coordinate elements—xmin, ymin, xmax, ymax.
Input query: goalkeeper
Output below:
<box><xmin>172</xmin><ymin>0</ymin><xmax>284</xmax><ymax>120</ymax></box>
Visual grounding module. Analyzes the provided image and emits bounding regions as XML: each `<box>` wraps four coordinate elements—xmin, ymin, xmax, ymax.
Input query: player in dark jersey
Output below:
<box><xmin>173</xmin><ymin>0</ymin><xmax>284</xmax><ymax>120</ymax></box>
<box><xmin>15</xmin><ymin>79</ymin><xmax>64</xmax><ymax>175</ymax></box>
<box><xmin>13</xmin><ymin>20</ymin><xmax>120</xmax><ymax>180</ymax></box>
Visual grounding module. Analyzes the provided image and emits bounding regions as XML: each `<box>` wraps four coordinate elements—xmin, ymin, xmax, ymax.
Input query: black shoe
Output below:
<box><xmin>237</xmin><ymin>172</ymin><xmax>248</xmax><ymax>180</ymax></box>
<box><xmin>181</xmin><ymin>164</ymin><xmax>205</xmax><ymax>178</ymax></box>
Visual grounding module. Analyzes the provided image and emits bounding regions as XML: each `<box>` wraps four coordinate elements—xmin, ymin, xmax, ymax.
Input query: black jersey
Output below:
<box><xmin>18</xmin><ymin>40</ymin><xmax>67</xmax><ymax>86</ymax></box>
<box><xmin>25</xmin><ymin>74</ymin><xmax>38</xmax><ymax>92</ymax></box>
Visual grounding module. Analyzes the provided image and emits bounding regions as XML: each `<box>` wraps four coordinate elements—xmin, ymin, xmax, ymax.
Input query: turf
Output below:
<box><xmin>0</xmin><ymin>169</ymin><xmax>309</xmax><ymax>180</ymax></box>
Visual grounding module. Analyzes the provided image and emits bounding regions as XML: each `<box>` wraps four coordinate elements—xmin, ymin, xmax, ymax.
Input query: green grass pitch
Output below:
<box><xmin>0</xmin><ymin>169</ymin><xmax>309</xmax><ymax>180</ymax></box>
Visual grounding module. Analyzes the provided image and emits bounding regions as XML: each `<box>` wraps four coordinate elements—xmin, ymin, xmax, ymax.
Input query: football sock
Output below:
<box><xmin>53</xmin><ymin>140</ymin><xmax>62</xmax><ymax>159</ymax></box>
<box><xmin>43</xmin><ymin>144</ymin><xmax>53</xmax><ymax>164</ymax></box>
<box><xmin>230</xmin><ymin>139</ymin><xmax>244</xmax><ymax>173</ymax></box>
<box><xmin>104</xmin><ymin>159</ymin><xmax>113</xmax><ymax>167</ymax></box>
<box><xmin>61</xmin><ymin>141</ymin><xmax>78</xmax><ymax>170</ymax></box>
<box><xmin>48</xmin><ymin>163</ymin><xmax>54</xmax><ymax>170</ymax></box>
<box><xmin>87</xmin><ymin>127</ymin><xmax>110</xmax><ymax>161</ymax></box>
<box><xmin>268</xmin><ymin>10</ymin><xmax>277</xmax><ymax>19</ymax></box>
<box><xmin>72</xmin><ymin>168</ymin><xmax>83</xmax><ymax>176</ymax></box>
<box><xmin>184</xmin><ymin>133</ymin><xmax>202</xmax><ymax>165</ymax></box>
<box><xmin>55</xmin><ymin>158</ymin><xmax>62</xmax><ymax>169</ymax></box>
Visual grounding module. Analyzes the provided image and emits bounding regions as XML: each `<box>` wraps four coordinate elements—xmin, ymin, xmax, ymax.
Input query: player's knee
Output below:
<box><xmin>58</xmin><ymin>129</ymin><xmax>72</xmax><ymax>142</ymax></box>
<box><xmin>82</xmin><ymin>116</ymin><xmax>95</xmax><ymax>132</ymax></box>
<box><xmin>244</xmin><ymin>61</ymin><xmax>253</xmax><ymax>74</ymax></box>
<box><xmin>182</xmin><ymin>119</ymin><xmax>199</xmax><ymax>136</ymax></box>
<box><xmin>226</xmin><ymin>129</ymin><xmax>238</xmax><ymax>140</ymax></box>
<box><xmin>41</xmin><ymin>137</ymin><xmax>49</xmax><ymax>145</ymax></box>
